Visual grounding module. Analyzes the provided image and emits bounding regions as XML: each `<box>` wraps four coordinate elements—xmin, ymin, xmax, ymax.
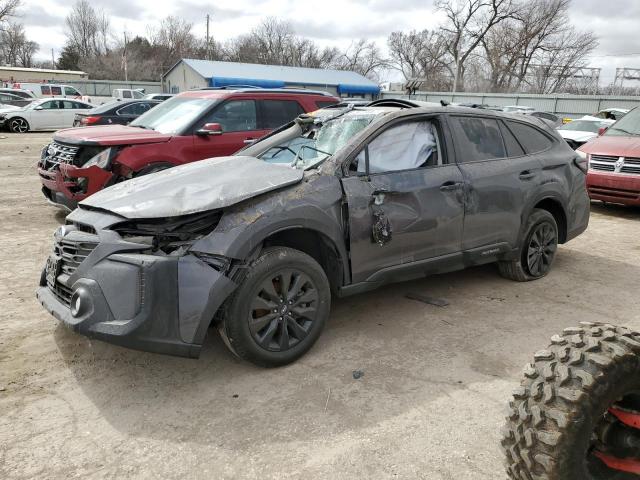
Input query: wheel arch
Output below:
<box><xmin>533</xmin><ymin>196</ymin><xmax>568</xmax><ymax>244</ymax></box>
<box><xmin>260</xmin><ymin>227</ymin><xmax>346</xmax><ymax>294</ymax></box>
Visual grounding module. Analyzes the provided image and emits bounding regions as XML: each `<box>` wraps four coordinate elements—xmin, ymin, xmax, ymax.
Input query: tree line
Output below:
<box><xmin>2</xmin><ymin>0</ymin><xmax>598</xmax><ymax>94</ymax></box>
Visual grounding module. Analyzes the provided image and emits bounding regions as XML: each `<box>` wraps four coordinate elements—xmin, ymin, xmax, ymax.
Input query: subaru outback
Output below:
<box><xmin>36</xmin><ymin>100</ymin><xmax>590</xmax><ymax>367</ymax></box>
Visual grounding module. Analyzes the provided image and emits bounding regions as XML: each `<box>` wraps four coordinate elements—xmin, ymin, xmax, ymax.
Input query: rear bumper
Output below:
<box><xmin>587</xmin><ymin>171</ymin><xmax>640</xmax><ymax>206</ymax></box>
<box><xmin>36</xmin><ymin>251</ymin><xmax>237</xmax><ymax>358</ymax></box>
<box><xmin>38</xmin><ymin>163</ymin><xmax>113</xmax><ymax>208</ymax></box>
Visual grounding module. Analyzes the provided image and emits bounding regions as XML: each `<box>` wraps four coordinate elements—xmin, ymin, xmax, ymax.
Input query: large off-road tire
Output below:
<box><xmin>219</xmin><ymin>247</ymin><xmax>330</xmax><ymax>367</ymax></box>
<box><xmin>499</xmin><ymin>208</ymin><xmax>558</xmax><ymax>282</ymax></box>
<box><xmin>502</xmin><ymin>322</ymin><xmax>640</xmax><ymax>480</ymax></box>
<box><xmin>9</xmin><ymin>117</ymin><xmax>29</xmax><ymax>133</ymax></box>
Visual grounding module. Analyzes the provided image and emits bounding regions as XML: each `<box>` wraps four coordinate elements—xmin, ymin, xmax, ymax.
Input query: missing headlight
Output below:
<box><xmin>112</xmin><ymin>210</ymin><xmax>222</xmax><ymax>255</ymax></box>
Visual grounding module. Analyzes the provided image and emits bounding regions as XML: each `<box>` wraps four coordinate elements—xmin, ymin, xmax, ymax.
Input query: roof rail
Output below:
<box><xmin>198</xmin><ymin>87</ymin><xmax>335</xmax><ymax>96</ymax></box>
<box><xmin>367</xmin><ymin>98</ymin><xmax>438</xmax><ymax>109</ymax></box>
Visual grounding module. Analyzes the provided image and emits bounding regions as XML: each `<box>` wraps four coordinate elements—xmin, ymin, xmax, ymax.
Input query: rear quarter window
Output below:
<box><xmin>505</xmin><ymin>121</ymin><xmax>554</xmax><ymax>154</ymax></box>
<box><xmin>51</xmin><ymin>86</ymin><xmax>62</xmax><ymax>96</ymax></box>
<box><xmin>41</xmin><ymin>85</ymin><xmax>51</xmax><ymax>95</ymax></box>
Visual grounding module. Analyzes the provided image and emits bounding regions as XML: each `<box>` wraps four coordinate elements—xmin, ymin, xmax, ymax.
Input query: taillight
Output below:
<box><xmin>81</xmin><ymin>116</ymin><xmax>101</xmax><ymax>125</ymax></box>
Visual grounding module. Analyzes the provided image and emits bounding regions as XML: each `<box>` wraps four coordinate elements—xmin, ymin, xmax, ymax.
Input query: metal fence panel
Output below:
<box><xmin>382</xmin><ymin>91</ymin><xmax>640</xmax><ymax>117</ymax></box>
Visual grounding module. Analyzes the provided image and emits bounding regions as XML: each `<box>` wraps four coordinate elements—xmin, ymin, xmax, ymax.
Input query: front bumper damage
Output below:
<box><xmin>587</xmin><ymin>171</ymin><xmax>640</xmax><ymax>206</ymax></box>
<box><xmin>36</xmin><ymin>225</ymin><xmax>237</xmax><ymax>358</ymax></box>
<box><xmin>39</xmin><ymin>162</ymin><xmax>114</xmax><ymax>210</ymax></box>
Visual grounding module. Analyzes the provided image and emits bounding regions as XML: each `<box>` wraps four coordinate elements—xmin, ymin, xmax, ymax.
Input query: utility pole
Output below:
<box><xmin>205</xmin><ymin>14</ymin><xmax>210</xmax><ymax>60</ymax></box>
<box><xmin>122</xmin><ymin>31</ymin><xmax>128</xmax><ymax>82</ymax></box>
<box><xmin>51</xmin><ymin>48</ymin><xmax>55</xmax><ymax>69</ymax></box>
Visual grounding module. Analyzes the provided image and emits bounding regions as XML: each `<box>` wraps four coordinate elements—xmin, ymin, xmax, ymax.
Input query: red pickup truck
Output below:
<box><xmin>580</xmin><ymin>106</ymin><xmax>640</xmax><ymax>206</ymax></box>
<box><xmin>38</xmin><ymin>88</ymin><xmax>339</xmax><ymax>210</ymax></box>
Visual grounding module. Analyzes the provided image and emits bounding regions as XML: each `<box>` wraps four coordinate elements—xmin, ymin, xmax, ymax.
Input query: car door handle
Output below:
<box><xmin>371</xmin><ymin>188</ymin><xmax>402</xmax><ymax>196</ymax></box>
<box><xmin>439</xmin><ymin>181</ymin><xmax>463</xmax><ymax>191</ymax></box>
<box><xmin>519</xmin><ymin>170</ymin><xmax>536</xmax><ymax>180</ymax></box>
<box><xmin>243</xmin><ymin>138</ymin><xmax>256</xmax><ymax>144</ymax></box>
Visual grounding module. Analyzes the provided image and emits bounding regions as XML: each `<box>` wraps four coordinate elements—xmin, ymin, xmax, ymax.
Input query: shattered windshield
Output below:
<box><xmin>258</xmin><ymin>109</ymin><xmax>384</xmax><ymax>170</ymax></box>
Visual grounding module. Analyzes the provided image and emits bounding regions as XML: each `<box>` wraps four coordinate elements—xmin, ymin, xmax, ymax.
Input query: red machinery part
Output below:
<box><xmin>610</xmin><ymin>407</ymin><xmax>640</xmax><ymax>430</ymax></box>
<box><xmin>593</xmin><ymin>451</ymin><xmax>640</xmax><ymax>475</ymax></box>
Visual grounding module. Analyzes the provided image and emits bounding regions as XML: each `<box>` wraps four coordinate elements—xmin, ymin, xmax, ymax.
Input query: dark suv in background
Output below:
<box><xmin>38</xmin><ymin>88</ymin><xmax>340</xmax><ymax>210</ymax></box>
<box><xmin>37</xmin><ymin>101</ymin><xmax>589</xmax><ymax>367</ymax></box>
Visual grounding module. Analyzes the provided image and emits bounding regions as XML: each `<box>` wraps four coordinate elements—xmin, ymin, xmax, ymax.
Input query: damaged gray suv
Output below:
<box><xmin>37</xmin><ymin>100</ymin><xmax>590</xmax><ymax>367</ymax></box>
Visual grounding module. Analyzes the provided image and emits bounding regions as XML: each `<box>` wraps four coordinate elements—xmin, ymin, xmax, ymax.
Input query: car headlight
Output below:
<box><xmin>83</xmin><ymin>148</ymin><xmax>114</xmax><ymax>169</ymax></box>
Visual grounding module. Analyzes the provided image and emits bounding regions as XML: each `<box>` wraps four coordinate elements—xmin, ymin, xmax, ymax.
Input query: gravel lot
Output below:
<box><xmin>1</xmin><ymin>132</ymin><xmax>639</xmax><ymax>480</ymax></box>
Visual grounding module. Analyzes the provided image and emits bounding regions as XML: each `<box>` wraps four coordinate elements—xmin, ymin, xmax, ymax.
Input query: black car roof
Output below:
<box><xmin>89</xmin><ymin>99</ymin><xmax>161</xmax><ymax>114</ymax></box>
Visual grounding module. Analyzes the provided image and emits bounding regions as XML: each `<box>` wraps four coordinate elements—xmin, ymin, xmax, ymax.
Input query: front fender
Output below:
<box><xmin>191</xmin><ymin>176</ymin><xmax>350</xmax><ymax>283</ymax></box>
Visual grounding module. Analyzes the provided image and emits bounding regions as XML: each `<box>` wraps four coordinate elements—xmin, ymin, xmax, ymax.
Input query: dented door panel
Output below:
<box><xmin>341</xmin><ymin>165</ymin><xmax>465</xmax><ymax>284</ymax></box>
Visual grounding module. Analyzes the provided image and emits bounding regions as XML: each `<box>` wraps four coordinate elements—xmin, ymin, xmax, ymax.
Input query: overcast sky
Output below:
<box><xmin>19</xmin><ymin>0</ymin><xmax>640</xmax><ymax>86</ymax></box>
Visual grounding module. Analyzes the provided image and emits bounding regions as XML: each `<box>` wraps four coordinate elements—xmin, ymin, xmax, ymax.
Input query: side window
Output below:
<box><xmin>316</xmin><ymin>100</ymin><xmax>339</xmax><ymax>109</ymax></box>
<box><xmin>354</xmin><ymin>120</ymin><xmax>440</xmax><ymax>174</ymax></box>
<box><xmin>50</xmin><ymin>86</ymin><xmax>62</xmax><ymax>96</ymax></box>
<box><xmin>41</xmin><ymin>85</ymin><xmax>51</xmax><ymax>95</ymax></box>
<box><xmin>40</xmin><ymin>100</ymin><xmax>59</xmax><ymax>109</ymax></box>
<box><xmin>498</xmin><ymin>121</ymin><xmax>525</xmax><ymax>157</ymax></box>
<box><xmin>449</xmin><ymin>116</ymin><xmax>505</xmax><ymax>162</ymax></box>
<box><xmin>505</xmin><ymin>121</ymin><xmax>553</xmax><ymax>154</ymax></box>
<box><xmin>64</xmin><ymin>87</ymin><xmax>77</xmax><ymax>96</ymax></box>
<box><xmin>62</xmin><ymin>101</ymin><xmax>76</xmax><ymax>109</ymax></box>
<box><xmin>260</xmin><ymin>100</ymin><xmax>305</xmax><ymax>129</ymax></box>
<box><xmin>204</xmin><ymin>100</ymin><xmax>257</xmax><ymax>132</ymax></box>
<box><xmin>118</xmin><ymin>103</ymin><xmax>149</xmax><ymax>116</ymax></box>
<box><xmin>122</xmin><ymin>90</ymin><xmax>132</xmax><ymax>99</ymax></box>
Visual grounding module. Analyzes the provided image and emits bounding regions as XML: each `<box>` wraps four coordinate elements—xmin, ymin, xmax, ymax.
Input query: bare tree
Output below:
<box><xmin>331</xmin><ymin>39</ymin><xmax>388</xmax><ymax>81</ymax></box>
<box><xmin>65</xmin><ymin>0</ymin><xmax>111</xmax><ymax>58</ymax></box>
<box><xmin>0</xmin><ymin>21</ymin><xmax>37</xmax><ymax>67</ymax></box>
<box><xmin>436</xmin><ymin>0</ymin><xmax>517</xmax><ymax>91</ymax></box>
<box><xmin>388</xmin><ymin>29</ymin><xmax>453</xmax><ymax>89</ymax></box>
<box><xmin>0</xmin><ymin>0</ymin><xmax>20</xmax><ymax>29</ymax></box>
<box><xmin>481</xmin><ymin>0</ymin><xmax>597</xmax><ymax>93</ymax></box>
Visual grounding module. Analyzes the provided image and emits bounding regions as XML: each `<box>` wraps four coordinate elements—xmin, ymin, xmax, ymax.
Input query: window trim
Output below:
<box><xmin>344</xmin><ymin>114</ymin><xmax>449</xmax><ymax>177</ymax></box>
<box><xmin>116</xmin><ymin>102</ymin><xmax>148</xmax><ymax>116</ymax></box>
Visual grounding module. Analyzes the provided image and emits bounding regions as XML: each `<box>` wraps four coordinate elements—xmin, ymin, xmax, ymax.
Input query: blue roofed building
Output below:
<box><xmin>162</xmin><ymin>59</ymin><xmax>380</xmax><ymax>99</ymax></box>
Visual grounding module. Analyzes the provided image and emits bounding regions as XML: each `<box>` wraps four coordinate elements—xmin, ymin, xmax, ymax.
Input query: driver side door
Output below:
<box><xmin>191</xmin><ymin>99</ymin><xmax>268</xmax><ymax>159</ymax></box>
<box><xmin>340</xmin><ymin>117</ymin><xmax>466</xmax><ymax>284</ymax></box>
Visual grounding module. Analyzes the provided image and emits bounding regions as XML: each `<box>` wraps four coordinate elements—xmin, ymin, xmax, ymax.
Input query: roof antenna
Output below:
<box><xmin>440</xmin><ymin>100</ymin><xmax>450</xmax><ymax>107</ymax></box>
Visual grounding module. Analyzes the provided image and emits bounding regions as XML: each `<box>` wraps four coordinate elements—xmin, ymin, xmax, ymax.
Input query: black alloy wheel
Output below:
<box><xmin>249</xmin><ymin>269</ymin><xmax>319</xmax><ymax>352</ymax></box>
<box><xmin>220</xmin><ymin>246</ymin><xmax>330</xmax><ymax>367</ymax></box>
<box><xmin>526</xmin><ymin>221</ymin><xmax>557</xmax><ymax>277</ymax></box>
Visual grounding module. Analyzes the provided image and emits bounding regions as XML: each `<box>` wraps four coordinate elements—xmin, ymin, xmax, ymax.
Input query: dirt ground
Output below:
<box><xmin>0</xmin><ymin>132</ymin><xmax>639</xmax><ymax>480</ymax></box>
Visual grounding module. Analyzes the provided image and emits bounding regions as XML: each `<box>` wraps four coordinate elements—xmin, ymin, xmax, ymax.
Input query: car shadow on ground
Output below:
<box><xmin>52</xmin><ymin>248</ymin><xmax>640</xmax><ymax>450</ymax></box>
<box><xmin>591</xmin><ymin>201</ymin><xmax>640</xmax><ymax>219</ymax></box>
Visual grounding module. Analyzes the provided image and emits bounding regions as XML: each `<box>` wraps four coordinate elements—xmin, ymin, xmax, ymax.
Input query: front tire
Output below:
<box><xmin>502</xmin><ymin>322</ymin><xmax>640</xmax><ymax>480</ymax></box>
<box><xmin>499</xmin><ymin>208</ymin><xmax>558</xmax><ymax>281</ymax></box>
<box><xmin>9</xmin><ymin>117</ymin><xmax>29</xmax><ymax>133</ymax></box>
<box><xmin>220</xmin><ymin>247</ymin><xmax>330</xmax><ymax>367</ymax></box>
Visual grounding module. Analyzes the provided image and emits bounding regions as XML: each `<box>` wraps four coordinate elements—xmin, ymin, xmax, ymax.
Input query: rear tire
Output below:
<box><xmin>9</xmin><ymin>117</ymin><xmax>29</xmax><ymax>133</ymax></box>
<box><xmin>502</xmin><ymin>322</ymin><xmax>640</xmax><ymax>480</ymax></box>
<box><xmin>220</xmin><ymin>247</ymin><xmax>330</xmax><ymax>367</ymax></box>
<box><xmin>499</xmin><ymin>208</ymin><xmax>558</xmax><ymax>282</ymax></box>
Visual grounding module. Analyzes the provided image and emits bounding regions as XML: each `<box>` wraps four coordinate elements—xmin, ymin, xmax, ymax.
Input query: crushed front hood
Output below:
<box><xmin>79</xmin><ymin>156</ymin><xmax>304</xmax><ymax>219</ymax></box>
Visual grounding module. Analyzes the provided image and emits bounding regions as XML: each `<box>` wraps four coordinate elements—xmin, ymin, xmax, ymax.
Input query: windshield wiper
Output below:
<box><xmin>292</xmin><ymin>145</ymin><xmax>332</xmax><ymax>170</ymax></box>
<box><xmin>130</xmin><ymin>124</ymin><xmax>153</xmax><ymax>130</ymax></box>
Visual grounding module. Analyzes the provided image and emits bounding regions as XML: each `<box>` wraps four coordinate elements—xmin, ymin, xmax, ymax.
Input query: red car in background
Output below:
<box><xmin>580</xmin><ymin>107</ymin><xmax>640</xmax><ymax>206</ymax></box>
<box><xmin>38</xmin><ymin>88</ymin><xmax>340</xmax><ymax>210</ymax></box>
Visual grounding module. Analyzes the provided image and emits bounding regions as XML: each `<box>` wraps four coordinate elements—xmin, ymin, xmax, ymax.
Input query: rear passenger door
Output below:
<box><xmin>448</xmin><ymin>115</ymin><xmax>544</xmax><ymax>251</ymax></box>
<box><xmin>258</xmin><ymin>99</ymin><xmax>305</xmax><ymax>130</ymax></box>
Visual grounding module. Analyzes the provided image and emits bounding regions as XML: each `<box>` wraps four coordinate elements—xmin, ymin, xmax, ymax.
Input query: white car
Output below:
<box><xmin>556</xmin><ymin>118</ymin><xmax>615</xmax><ymax>150</ymax></box>
<box><xmin>586</xmin><ymin>108</ymin><xmax>630</xmax><ymax>121</ymax></box>
<box><xmin>1</xmin><ymin>98</ymin><xmax>93</xmax><ymax>133</ymax></box>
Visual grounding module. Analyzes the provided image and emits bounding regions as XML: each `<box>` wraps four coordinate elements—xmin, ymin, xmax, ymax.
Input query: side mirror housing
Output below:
<box><xmin>34</xmin><ymin>106</ymin><xmax>43</xmax><ymax>110</ymax></box>
<box><xmin>196</xmin><ymin>122</ymin><xmax>223</xmax><ymax>136</ymax></box>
